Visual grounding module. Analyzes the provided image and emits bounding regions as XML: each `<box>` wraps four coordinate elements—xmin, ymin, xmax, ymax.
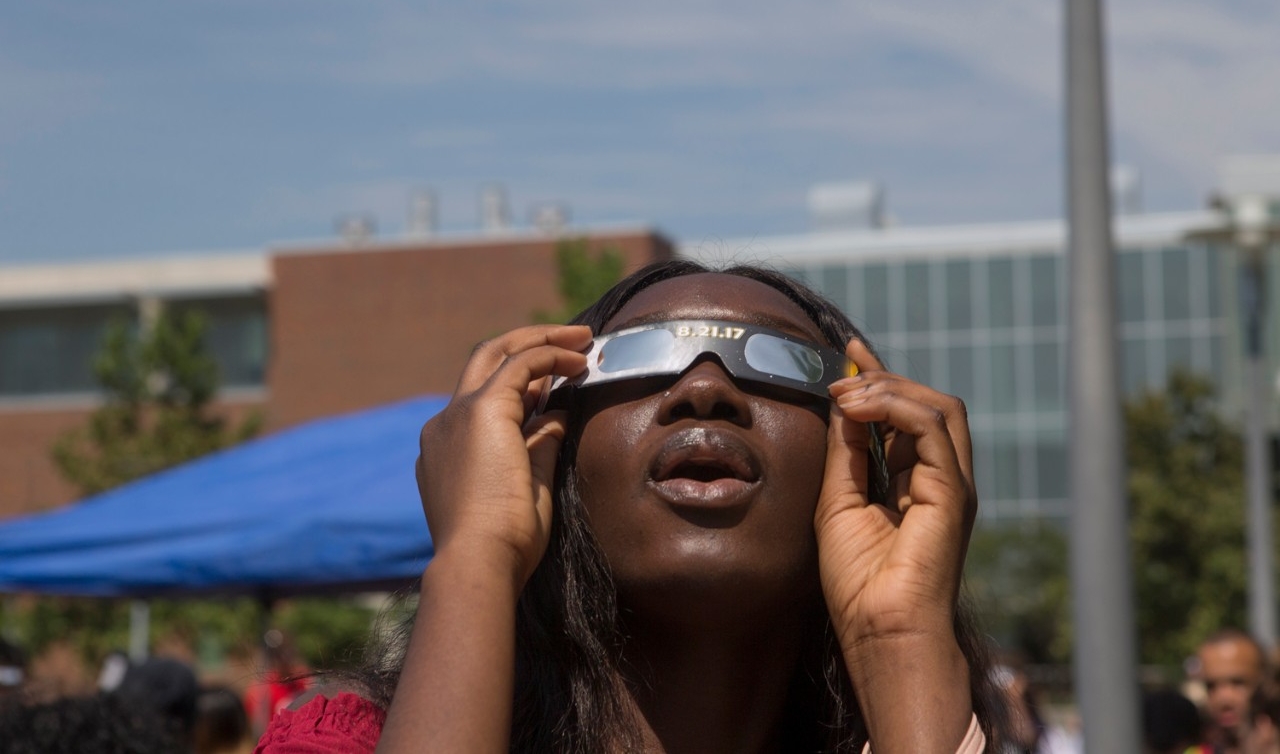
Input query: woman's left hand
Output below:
<box><xmin>817</xmin><ymin>338</ymin><xmax>978</xmax><ymax>751</ymax></box>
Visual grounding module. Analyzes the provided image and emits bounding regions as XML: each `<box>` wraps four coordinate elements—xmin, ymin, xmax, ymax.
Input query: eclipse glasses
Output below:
<box><xmin>540</xmin><ymin>319</ymin><xmax>856</xmax><ymax>412</ymax></box>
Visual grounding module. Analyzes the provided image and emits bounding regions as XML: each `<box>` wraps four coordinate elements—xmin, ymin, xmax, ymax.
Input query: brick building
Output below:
<box><xmin>0</xmin><ymin>227</ymin><xmax>674</xmax><ymax>519</ymax></box>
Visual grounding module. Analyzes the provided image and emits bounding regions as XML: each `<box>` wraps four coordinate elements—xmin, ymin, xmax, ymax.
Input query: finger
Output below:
<box><xmin>832</xmin><ymin>372</ymin><xmax>976</xmax><ymax>508</ymax></box>
<box><xmin>836</xmin><ymin>388</ymin><xmax>973</xmax><ymax>588</ymax></box>
<box><xmin>816</xmin><ymin>402</ymin><xmax>872</xmax><ymax>526</ymax></box>
<box><xmin>456</xmin><ymin>325</ymin><xmax>592</xmax><ymax>397</ymax></box>
<box><xmin>525</xmin><ymin>411</ymin><xmax>567</xmax><ymax>529</ymax></box>
<box><xmin>521</xmin><ymin>376</ymin><xmax>552</xmax><ymax>421</ymax></box>
<box><xmin>845</xmin><ymin>337</ymin><xmax>887</xmax><ymax>374</ymax></box>
<box><xmin>471</xmin><ymin>343</ymin><xmax>591</xmax><ymax>425</ymax></box>
<box><xmin>886</xmin><ymin>433</ymin><xmax>918</xmax><ymax>512</ymax></box>
<box><xmin>834</xmin><ymin>384</ymin><xmax>968</xmax><ymax>523</ymax></box>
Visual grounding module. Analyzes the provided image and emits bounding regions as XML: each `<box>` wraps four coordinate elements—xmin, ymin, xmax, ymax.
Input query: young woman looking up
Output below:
<box><xmin>255</xmin><ymin>261</ymin><xmax>1005</xmax><ymax>753</ymax></box>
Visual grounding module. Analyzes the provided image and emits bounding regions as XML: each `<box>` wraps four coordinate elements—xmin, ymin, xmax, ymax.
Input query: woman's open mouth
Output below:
<box><xmin>647</xmin><ymin>427</ymin><xmax>761</xmax><ymax>508</ymax></box>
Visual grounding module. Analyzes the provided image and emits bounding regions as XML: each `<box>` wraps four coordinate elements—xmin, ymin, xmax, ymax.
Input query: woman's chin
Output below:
<box><xmin>611</xmin><ymin>553</ymin><xmax>821</xmax><ymax>627</ymax></box>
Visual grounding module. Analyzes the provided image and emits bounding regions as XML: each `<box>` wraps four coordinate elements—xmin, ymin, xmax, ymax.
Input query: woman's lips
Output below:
<box><xmin>647</xmin><ymin>427</ymin><xmax>761</xmax><ymax>508</ymax></box>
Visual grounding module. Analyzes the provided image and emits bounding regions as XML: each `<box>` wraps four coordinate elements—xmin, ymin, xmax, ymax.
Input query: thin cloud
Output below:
<box><xmin>2</xmin><ymin>0</ymin><xmax>1278</xmax><ymax>260</ymax></box>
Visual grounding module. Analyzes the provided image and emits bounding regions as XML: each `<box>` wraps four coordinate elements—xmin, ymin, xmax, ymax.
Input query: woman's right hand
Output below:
<box><xmin>379</xmin><ymin>324</ymin><xmax>592</xmax><ymax>754</ymax></box>
<box><xmin>414</xmin><ymin>324</ymin><xmax>592</xmax><ymax>590</ymax></box>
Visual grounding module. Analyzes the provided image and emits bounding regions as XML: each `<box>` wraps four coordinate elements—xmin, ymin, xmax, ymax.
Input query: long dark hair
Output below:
<box><xmin>360</xmin><ymin>260</ymin><xmax>1008</xmax><ymax>751</ymax></box>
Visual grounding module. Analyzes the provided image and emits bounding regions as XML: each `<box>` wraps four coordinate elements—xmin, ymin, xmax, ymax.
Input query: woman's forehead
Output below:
<box><xmin>604</xmin><ymin>273</ymin><xmax>823</xmax><ymax>341</ymax></box>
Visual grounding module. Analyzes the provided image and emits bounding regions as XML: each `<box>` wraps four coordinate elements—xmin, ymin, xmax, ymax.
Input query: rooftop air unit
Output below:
<box><xmin>408</xmin><ymin>190</ymin><xmax>438</xmax><ymax>237</ymax></box>
<box><xmin>808</xmin><ymin>181</ymin><xmax>885</xmax><ymax>232</ymax></box>
<box><xmin>481</xmin><ymin>185</ymin><xmax>511</xmax><ymax>233</ymax></box>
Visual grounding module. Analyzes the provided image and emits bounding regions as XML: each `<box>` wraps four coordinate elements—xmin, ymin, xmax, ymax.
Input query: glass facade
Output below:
<box><xmin>787</xmin><ymin>240</ymin><xmax>1232</xmax><ymax>523</ymax></box>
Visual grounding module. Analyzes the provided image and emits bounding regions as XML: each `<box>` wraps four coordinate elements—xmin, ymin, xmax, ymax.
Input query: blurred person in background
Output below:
<box><xmin>0</xmin><ymin>692</ymin><xmax>183</xmax><ymax>753</ymax></box>
<box><xmin>113</xmin><ymin>655</ymin><xmax>201</xmax><ymax>747</ymax></box>
<box><xmin>244</xmin><ymin>628</ymin><xmax>310</xmax><ymax>736</ymax></box>
<box><xmin>1241</xmin><ymin>685</ymin><xmax>1280</xmax><ymax>754</ymax></box>
<box><xmin>0</xmin><ymin>639</ymin><xmax>26</xmax><ymax>704</ymax></box>
<box><xmin>1142</xmin><ymin>688</ymin><xmax>1202</xmax><ymax>754</ymax></box>
<box><xmin>195</xmin><ymin>686</ymin><xmax>251</xmax><ymax>754</ymax></box>
<box><xmin>95</xmin><ymin>650</ymin><xmax>130</xmax><ymax>693</ymax></box>
<box><xmin>1194</xmin><ymin>628</ymin><xmax>1267</xmax><ymax>754</ymax></box>
<box><xmin>993</xmin><ymin>655</ymin><xmax>1080</xmax><ymax>754</ymax></box>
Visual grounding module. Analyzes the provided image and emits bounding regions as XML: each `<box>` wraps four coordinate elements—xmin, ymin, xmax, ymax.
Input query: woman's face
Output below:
<box><xmin>575</xmin><ymin>273</ymin><xmax>833</xmax><ymax>620</ymax></box>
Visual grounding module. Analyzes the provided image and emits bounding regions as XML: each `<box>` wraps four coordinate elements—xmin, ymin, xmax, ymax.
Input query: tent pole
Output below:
<box><xmin>252</xmin><ymin>592</ymin><xmax>277</xmax><ymax>739</ymax></box>
<box><xmin>128</xmin><ymin>599</ymin><xmax>150</xmax><ymax>662</ymax></box>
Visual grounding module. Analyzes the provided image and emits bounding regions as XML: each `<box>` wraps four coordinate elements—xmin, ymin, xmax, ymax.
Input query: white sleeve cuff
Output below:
<box><xmin>859</xmin><ymin>713</ymin><xmax>985</xmax><ymax>754</ymax></box>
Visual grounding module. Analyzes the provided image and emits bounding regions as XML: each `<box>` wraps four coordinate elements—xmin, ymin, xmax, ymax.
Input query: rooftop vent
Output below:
<box><xmin>336</xmin><ymin>214</ymin><xmax>376</xmax><ymax>244</ymax></box>
<box><xmin>808</xmin><ymin>181</ymin><xmax>885</xmax><ymax>231</ymax></box>
<box><xmin>408</xmin><ymin>190</ymin><xmax>438</xmax><ymax>237</ymax></box>
<box><xmin>531</xmin><ymin>203</ymin><xmax>570</xmax><ymax>234</ymax></box>
<box><xmin>480</xmin><ymin>185</ymin><xmax>511</xmax><ymax>233</ymax></box>
<box><xmin>1111</xmin><ymin>165</ymin><xmax>1143</xmax><ymax>215</ymax></box>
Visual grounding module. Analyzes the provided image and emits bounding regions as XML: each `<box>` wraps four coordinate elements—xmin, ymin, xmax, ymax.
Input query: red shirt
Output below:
<box><xmin>253</xmin><ymin>692</ymin><xmax>385</xmax><ymax>754</ymax></box>
<box><xmin>244</xmin><ymin>671</ymin><xmax>312</xmax><ymax>729</ymax></box>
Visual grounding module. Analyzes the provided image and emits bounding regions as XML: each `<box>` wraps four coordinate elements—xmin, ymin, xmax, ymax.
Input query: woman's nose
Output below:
<box><xmin>656</xmin><ymin>358</ymin><xmax>751</xmax><ymax>425</ymax></box>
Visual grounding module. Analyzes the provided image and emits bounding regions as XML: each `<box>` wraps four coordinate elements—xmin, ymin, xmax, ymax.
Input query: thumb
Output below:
<box><xmin>818</xmin><ymin>405</ymin><xmax>871</xmax><ymax>524</ymax></box>
<box><xmin>525</xmin><ymin>411</ymin><xmax>568</xmax><ymax>519</ymax></box>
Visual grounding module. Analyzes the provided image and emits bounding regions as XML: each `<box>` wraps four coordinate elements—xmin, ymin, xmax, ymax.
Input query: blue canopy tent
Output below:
<box><xmin>0</xmin><ymin>395</ymin><xmax>448</xmax><ymax>599</ymax></box>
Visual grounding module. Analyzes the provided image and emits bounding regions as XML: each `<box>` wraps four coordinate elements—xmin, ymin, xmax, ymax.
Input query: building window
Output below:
<box><xmin>1118</xmin><ymin>251</ymin><xmax>1146</xmax><ymax>324</ymax></box>
<box><xmin>1032</xmin><ymin>340</ymin><xmax>1063</xmax><ymax>411</ymax></box>
<box><xmin>820</xmin><ymin>265</ymin><xmax>849</xmax><ymax>315</ymax></box>
<box><xmin>1035</xmin><ymin>440</ymin><xmax>1068</xmax><ymax>500</ymax></box>
<box><xmin>1163</xmin><ymin>335</ymin><xmax>1194</xmax><ymax>382</ymax></box>
<box><xmin>1122</xmin><ymin>335</ymin><xmax>1149</xmax><ymax>395</ymax></box>
<box><xmin>946</xmin><ymin>344</ymin><xmax>977</xmax><ymax>408</ymax></box>
<box><xmin>0</xmin><ymin>303</ymin><xmax>135</xmax><ymax>396</ymax></box>
<box><xmin>991</xmin><ymin>343</ymin><xmax>1018</xmax><ymax>414</ymax></box>
<box><xmin>862</xmin><ymin>264</ymin><xmax>890</xmax><ymax>336</ymax></box>
<box><xmin>992</xmin><ymin>432</ymin><xmax>1021</xmax><ymax>502</ymax></box>
<box><xmin>904</xmin><ymin>262</ymin><xmax>931</xmax><ymax>333</ymax></box>
<box><xmin>945</xmin><ymin>260</ymin><xmax>973</xmax><ymax>331</ymax></box>
<box><xmin>904</xmin><ymin>346</ymin><xmax>933</xmax><ymax>385</ymax></box>
<box><xmin>1162</xmin><ymin>246</ymin><xmax>1192</xmax><ymax>322</ymax></box>
<box><xmin>167</xmin><ymin>296</ymin><xmax>267</xmax><ymax>388</ymax></box>
<box><xmin>988</xmin><ymin>259</ymin><xmax>1015</xmax><ymax>330</ymax></box>
<box><xmin>1030</xmin><ymin>255</ymin><xmax>1060</xmax><ymax>328</ymax></box>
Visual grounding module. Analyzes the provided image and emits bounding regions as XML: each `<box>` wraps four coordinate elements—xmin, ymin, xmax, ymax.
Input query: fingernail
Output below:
<box><xmin>838</xmin><ymin>392</ymin><xmax>869</xmax><ymax>408</ymax></box>
<box><xmin>829</xmin><ymin>376</ymin><xmax>863</xmax><ymax>394</ymax></box>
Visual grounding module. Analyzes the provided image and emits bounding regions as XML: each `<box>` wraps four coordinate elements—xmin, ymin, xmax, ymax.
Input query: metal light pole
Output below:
<box><xmin>1065</xmin><ymin>0</ymin><xmax>1142</xmax><ymax>750</ymax></box>
<box><xmin>1196</xmin><ymin>192</ymin><xmax>1280</xmax><ymax>649</ymax></box>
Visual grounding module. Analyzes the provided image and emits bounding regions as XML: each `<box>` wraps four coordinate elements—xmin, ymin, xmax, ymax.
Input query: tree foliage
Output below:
<box><xmin>52</xmin><ymin>310</ymin><xmax>261</xmax><ymax>495</ymax></box>
<box><xmin>966</xmin><ymin>522</ymin><xmax>1073</xmax><ymax>665</ymax></box>
<box><xmin>966</xmin><ymin>370</ymin><xmax>1252</xmax><ymax>670</ymax></box>
<box><xmin>1127</xmin><ymin>370</ymin><xmax>1248</xmax><ymax>666</ymax></box>
<box><xmin>27</xmin><ymin>308</ymin><xmax>377</xmax><ymax>674</ymax></box>
<box><xmin>532</xmin><ymin>238</ymin><xmax>626</xmax><ymax>324</ymax></box>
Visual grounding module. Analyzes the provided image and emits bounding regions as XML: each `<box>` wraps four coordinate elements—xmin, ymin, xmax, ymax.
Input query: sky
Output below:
<box><xmin>1</xmin><ymin>0</ymin><xmax>1278</xmax><ymax>263</ymax></box>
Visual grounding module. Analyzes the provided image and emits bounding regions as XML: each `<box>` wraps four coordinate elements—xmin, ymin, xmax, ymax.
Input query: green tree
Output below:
<box><xmin>52</xmin><ymin>309</ymin><xmax>261</xmax><ymax>495</ymax></box>
<box><xmin>532</xmin><ymin>238</ymin><xmax>626</xmax><ymax>324</ymax></box>
<box><xmin>1127</xmin><ymin>370</ymin><xmax>1247</xmax><ymax>666</ymax></box>
<box><xmin>19</xmin><ymin>309</ymin><xmax>273</xmax><ymax>668</ymax></box>
<box><xmin>965</xmin><ymin>521</ymin><xmax>1073</xmax><ymax>665</ymax></box>
<box><xmin>20</xmin><ymin>309</ymin><xmax>387</xmax><ymax>675</ymax></box>
<box><xmin>966</xmin><ymin>370</ymin><xmax>1251</xmax><ymax>670</ymax></box>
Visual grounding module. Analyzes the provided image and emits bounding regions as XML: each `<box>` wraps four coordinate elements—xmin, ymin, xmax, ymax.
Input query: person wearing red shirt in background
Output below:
<box><xmin>244</xmin><ymin>628</ymin><xmax>310</xmax><ymax>737</ymax></box>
